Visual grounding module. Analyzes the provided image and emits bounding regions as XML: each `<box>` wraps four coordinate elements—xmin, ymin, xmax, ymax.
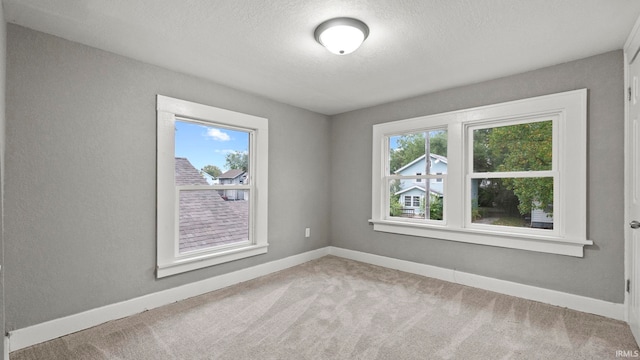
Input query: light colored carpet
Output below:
<box><xmin>11</xmin><ymin>256</ymin><xmax>639</xmax><ymax>359</ymax></box>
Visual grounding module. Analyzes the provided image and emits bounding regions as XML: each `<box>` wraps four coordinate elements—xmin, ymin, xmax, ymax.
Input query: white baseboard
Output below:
<box><xmin>7</xmin><ymin>247</ymin><xmax>330</xmax><ymax>352</ymax></box>
<box><xmin>328</xmin><ymin>246</ymin><xmax>625</xmax><ymax>321</ymax></box>
<box><xmin>7</xmin><ymin>245</ymin><xmax>625</xmax><ymax>353</ymax></box>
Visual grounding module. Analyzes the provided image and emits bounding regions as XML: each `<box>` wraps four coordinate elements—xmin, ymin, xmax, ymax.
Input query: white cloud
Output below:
<box><xmin>206</xmin><ymin>128</ymin><xmax>230</xmax><ymax>141</ymax></box>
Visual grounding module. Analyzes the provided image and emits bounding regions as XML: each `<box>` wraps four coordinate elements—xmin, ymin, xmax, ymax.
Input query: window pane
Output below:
<box><xmin>389</xmin><ymin>179</ymin><xmax>444</xmax><ymax>221</ymax></box>
<box><xmin>471</xmin><ymin>177</ymin><xmax>553</xmax><ymax>229</ymax></box>
<box><xmin>175</xmin><ymin>120</ymin><xmax>250</xmax><ymax>185</ymax></box>
<box><xmin>412</xmin><ymin>196</ymin><xmax>420</xmax><ymax>207</ymax></box>
<box><xmin>174</xmin><ymin>119</ymin><xmax>252</xmax><ymax>254</ymax></box>
<box><xmin>473</xmin><ymin>120</ymin><xmax>552</xmax><ymax>173</ymax></box>
<box><xmin>389</xmin><ymin>130</ymin><xmax>447</xmax><ymax>174</ymax></box>
<box><xmin>179</xmin><ymin>189</ymin><xmax>250</xmax><ymax>253</ymax></box>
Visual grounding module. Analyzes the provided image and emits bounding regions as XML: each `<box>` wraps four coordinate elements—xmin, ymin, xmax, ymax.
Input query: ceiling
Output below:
<box><xmin>4</xmin><ymin>0</ymin><xmax>640</xmax><ymax>116</ymax></box>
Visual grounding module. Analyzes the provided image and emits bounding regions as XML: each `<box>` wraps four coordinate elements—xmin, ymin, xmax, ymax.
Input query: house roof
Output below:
<box><xmin>175</xmin><ymin>157</ymin><xmax>209</xmax><ymax>186</ymax></box>
<box><xmin>394</xmin><ymin>185</ymin><xmax>443</xmax><ymax>197</ymax></box>
<box><xmin>394</xmin><ymin>154</ymin><xmax>448</xmax><ymax>174</ymax></box>
<box><xmin>175</xmin><ymin>158</ymin><xmax>249</xmax><ymax>253</ymax></box>
<box><xmin>218</xmin><ymin>169</ymin><xmax>246</xmax><ymax>180</ymax></box>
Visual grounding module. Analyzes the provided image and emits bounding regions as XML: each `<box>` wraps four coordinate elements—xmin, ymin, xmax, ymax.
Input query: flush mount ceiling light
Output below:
<box><xmin>314</xmin><ymin>17</ymin><xmax>369</xmax><ymax>55</ymax></box>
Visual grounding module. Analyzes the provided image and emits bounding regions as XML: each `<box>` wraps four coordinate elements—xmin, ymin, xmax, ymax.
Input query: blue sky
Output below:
<box><xmin>174</xmin><ymin>120</ymin><xmax>249</xmax><ymax>173</ymax></box>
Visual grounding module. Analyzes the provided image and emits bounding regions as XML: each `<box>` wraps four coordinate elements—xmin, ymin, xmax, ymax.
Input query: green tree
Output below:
<box><xmin>485</xmin><ymin>121</ymin><xmax>553</xmax><ymax>215</ymax></box>
<box><xmin>472</xmin><ymin>128</ymin><xmax>493</xmax><ymax>172</ymax></box>
<box><xmin>202</xmin><ymin>165</ymin><xmax>222</xmax><ymax>178</ymax></box>
<box><xmin>390</xmin><ymin>199</ymin><xmax>404</xmax><ymax>217</ymax></box>
<box><xmin>430</xmin><ymin>131</ymin><xmax>447</xmax><ymax>158</ymax></box>
<box><xmin>419</xmin><ymin>194</ymin><xmax>443</xmax><ymax>220</ymax></box>
<box><xmin>225</xmin><ymin>151</ymin><xmax>248</xmax><ymax>172</ymax></box>
<box><xmin>389</xmin><ymin>179</ymin><xmax>403</xmax><ymax>216</ymax></box>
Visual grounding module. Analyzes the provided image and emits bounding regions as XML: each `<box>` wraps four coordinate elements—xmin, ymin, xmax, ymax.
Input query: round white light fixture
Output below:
<box><xmin>314</xmin><ymin>17</ymin><xmax>369</xmax><ymax>55</ymax></box>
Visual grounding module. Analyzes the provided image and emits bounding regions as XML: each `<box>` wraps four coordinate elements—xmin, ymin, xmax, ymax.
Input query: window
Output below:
<box><xmin>415</xmin><ymin>173</ymin><xmax>422</xmax><ymax>183</ymax></box>
<box><xmin>157</xmin><ymin>95</ymin><xmax>268</xmax><ymax>277</ymax></box>
<box><xmin>371</xmin><ymin>90</ymin><xmax>591</xmax><ymax>256</ymax></box>
<box><xmin>404</xmin><ymin>196</ymin><xmax>412</xmax><ymax>207</ymax></box>
<box><xmin>412</xmin><ymin>196</ymin><xmax>420</xmax><ymax>207</ymax></box>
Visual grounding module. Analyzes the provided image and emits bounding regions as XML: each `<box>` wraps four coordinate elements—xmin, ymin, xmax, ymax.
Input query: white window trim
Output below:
<box><xmin>371</xmin><ymin>89</ymin><xmax>591</xmax><ymax>257</ymax></box>
<box><xmin>157</xmin><ymin>95</ymin><xmax>268</xmax><ymax>278</ymax></box>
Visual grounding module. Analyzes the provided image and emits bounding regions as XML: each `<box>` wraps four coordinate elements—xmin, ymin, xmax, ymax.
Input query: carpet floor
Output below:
<box><xmin>10</xmin><ymin>256</ymin><xmax>639</xmax><ymax>359</ymax></box>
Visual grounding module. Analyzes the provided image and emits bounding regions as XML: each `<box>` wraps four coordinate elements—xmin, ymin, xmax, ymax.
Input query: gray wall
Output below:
<box><xmin>330</xmin><ymin>50</ymin><xmax>625</xmax><ymax>303</ymax></box>
<box><xmin>0</xmin><ymin>3</ymin><xmax>6</xmax><ymax>358</ymax></box>
<box><xmin>5</xmin><ymin>24</ymin><xmax>331</xmax><ymax>330</ymax></box>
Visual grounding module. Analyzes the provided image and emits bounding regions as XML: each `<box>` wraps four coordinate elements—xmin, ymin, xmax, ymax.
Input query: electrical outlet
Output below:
<box><xmin>305</xmin><ymin>228</ymin><xmax>311</xmax><ymax>238</ymax></box>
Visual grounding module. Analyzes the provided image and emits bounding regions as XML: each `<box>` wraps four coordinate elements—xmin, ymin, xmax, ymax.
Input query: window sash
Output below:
<box><xmin>175</xmin><ymin>187</ymin><xmax>253</xmax><ymax>257</ymax></box>
<box><xmin>465</xmin><ymin>117</ymin><xmax>558</xmax><ymax>236</ymax></box>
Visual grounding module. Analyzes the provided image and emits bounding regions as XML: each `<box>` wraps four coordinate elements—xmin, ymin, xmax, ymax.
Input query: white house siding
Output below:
<box><xmin>396</xmin><ymin>154</ymin><xmax>447</xmax><ymax>196</ymax></box>
<box><xmin>531</xmin><ymin>206</ymin><xmax>553</xmax><ymax>229</ymax></box>
<box><xmin>400</xmin><ymin>187</ymin><xmax>426</xmax><ymax>209</ymax></box>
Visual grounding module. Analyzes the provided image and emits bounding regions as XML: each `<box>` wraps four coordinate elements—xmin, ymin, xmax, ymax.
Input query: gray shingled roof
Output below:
<box><xmin>175</xmin><ymin>158</ymin><xmax>249</xmax><ymax>253</ymax></box>
<box><xmin>175</xmin><ymin>158</ymin><xmax>209</xmax><ymax>186</ymax></box>
<box><xmin>218</xmin><ymin>169</ymin><xmax>245</xmax><ymax>180</ymax></box>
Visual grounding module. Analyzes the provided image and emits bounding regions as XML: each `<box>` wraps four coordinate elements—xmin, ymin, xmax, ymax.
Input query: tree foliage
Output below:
<box><xmin>420</xmin><ymin>194</ymin><xmax>443</xmax><ymax>220</ymax></box>
<box><xmin>484</xmin><ymin>121</ymin><xmax>553</xmax><ymax>215</ymax></box>
<box><xmin>225</xmin><ymin>151</ymin><xmax>248</xmax><ymax>172</ymax></box>
<box><xmin>202</xmin><ymin>165</ymin><xmax>222</xmax><ymax>178</ymax></box>
<box><xmin>389</xmin><ymin>179</ymin><xmax>403</xmax><ymax>216</ymax></box>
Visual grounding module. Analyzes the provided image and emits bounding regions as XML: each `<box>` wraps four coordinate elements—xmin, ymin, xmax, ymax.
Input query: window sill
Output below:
<box><xmin>369</xmin><ymin>219</ymin><xmax>591</xmax><ymax>257</ymax></box>
<box><xmin>157</xmin><ymin>243</ymin><xmax>269</xmax><ymax>278</ymax></box>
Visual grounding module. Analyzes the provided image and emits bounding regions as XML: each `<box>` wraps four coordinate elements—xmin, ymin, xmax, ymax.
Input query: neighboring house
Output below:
<box><xmin>218</xmin><ymin>169</ymin><xmax>247</xmax><ymax>200</ymax></box>
<box><xmin>394</xmin><ymin>154</ymin><xmax>447</xmax><ymax>214</ymax></box>
<box><xmin>175</xmin><ymin>158</ymin><xmax>248</xmax><ymax>253</ymax></box>
<box><xmin>531</xmin><ymin>203</ymin><xmax>554</xmax><ymax>229</ymax></box>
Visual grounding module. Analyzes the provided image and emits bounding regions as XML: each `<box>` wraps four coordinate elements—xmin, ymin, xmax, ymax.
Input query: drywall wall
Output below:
<box><xmin>5</xmin><ymin>24</ymin><xmax>331</xmax><ymax>330</ymax></box>
<box><xmin>330</xmin><ymin>50</ymin><xmax>625</xmax><ymax>303</ymax></box>
<box><xmin>0</xmin><ymin>3</ymin><xmax>6</xmax><ymax>358</ymax></box>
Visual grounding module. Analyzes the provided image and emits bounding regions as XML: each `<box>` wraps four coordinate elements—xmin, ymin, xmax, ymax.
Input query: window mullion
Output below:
<box><xmin>447</xmin><ymin>122</ymin><xmax>464</xmax><ymax>229</ymax></box>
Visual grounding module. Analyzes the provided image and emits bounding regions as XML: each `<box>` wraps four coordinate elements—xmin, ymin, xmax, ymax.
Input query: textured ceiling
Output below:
<box><xmin>4</xmin><ymin>0</ymin><xmax>640</xmax><ymax>115</ymax></box>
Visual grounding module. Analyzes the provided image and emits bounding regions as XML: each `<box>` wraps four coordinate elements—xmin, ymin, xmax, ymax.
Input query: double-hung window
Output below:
<box><xmin>157</xmin><ymin>95</ymin><xmax>268</xmax><ymax>278</ymax></box>
<box><xmin>371</xmin><ymin>90</ymin><xmax>590</xmax><ymax>256</ymax></box>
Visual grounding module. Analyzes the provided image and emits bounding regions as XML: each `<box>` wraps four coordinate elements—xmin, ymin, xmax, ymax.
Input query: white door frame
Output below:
<box><xmin>625</xmin><ymin>14</ymin><xmax>640</xmax><ymax>343</ymax></box>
